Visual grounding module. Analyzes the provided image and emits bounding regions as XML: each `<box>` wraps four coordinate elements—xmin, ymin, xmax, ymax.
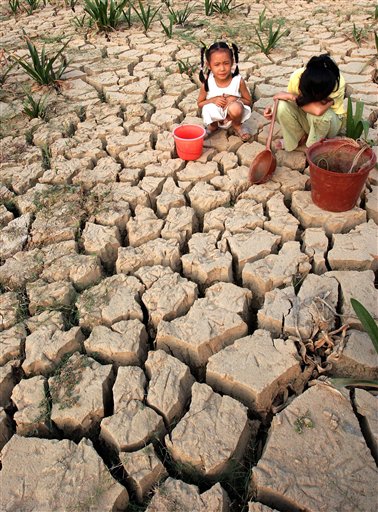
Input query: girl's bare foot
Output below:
<box><xmin>234</xmin><ymin>124</ymin><xmax>251</xmax><ymax>142</ymax></box>
<box><xmin>298</xmin><ymin>134</ymin><xmax>308</xmax><ymax>146</ymax></box>
<box><xmin>273</xmin><ymin>139</ymin><xmax>285</xmax><ymax>150</ymax></box>
<box><xmin>274</xmin><ymin>134</ymin><xmax>307</xmax><ymax>151</ymax></box>
<box><xmin>205</xmin><ymin>122</ymin><xmax>218</xmax><ymax>138</ymax></box>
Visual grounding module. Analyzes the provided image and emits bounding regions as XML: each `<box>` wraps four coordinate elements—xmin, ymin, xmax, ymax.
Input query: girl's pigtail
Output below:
<box><xmin>199</xmin><ymin>45</ymin><xmax>206</xmax><ymax>85</ymax></box>
<box><xmin>232</xmin><ymin>43</ymin><xmax>240</xmax><ymax>77</ymax></box>
<box><xmin>199</xmin><ymin>45</ymin><xmax>210</xmax><ymax>92</ymax></box>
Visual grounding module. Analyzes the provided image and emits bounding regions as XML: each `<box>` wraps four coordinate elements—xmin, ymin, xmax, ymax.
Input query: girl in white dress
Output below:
<box><xmin>197</xmin><ymin>42</ymin><xmax>252</xmax><ymax>141</ymax></box>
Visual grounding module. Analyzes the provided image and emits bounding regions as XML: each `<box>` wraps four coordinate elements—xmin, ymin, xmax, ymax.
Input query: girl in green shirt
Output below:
<box><xmin>264</xmin><ymin>54</ymin><xmax>346</xmax><ymax>151</ymax></box>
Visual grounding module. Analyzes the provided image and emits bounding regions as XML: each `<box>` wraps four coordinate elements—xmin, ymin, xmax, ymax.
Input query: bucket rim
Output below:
<box><xmin>306</xmin><ymin>139</ymin><xmax>377</xmax><ymax>174</ymax></box>
<box><xmin>173</xmin><ymin>124</ymin><xmax>206</xmax><ymax>142</ymax></box>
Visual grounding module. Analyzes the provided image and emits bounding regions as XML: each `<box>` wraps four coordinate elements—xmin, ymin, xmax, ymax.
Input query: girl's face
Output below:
<box><xmin>207</xmin><ymin>49</ymin><xmax>233</xmax><ymax>82</ymax></box>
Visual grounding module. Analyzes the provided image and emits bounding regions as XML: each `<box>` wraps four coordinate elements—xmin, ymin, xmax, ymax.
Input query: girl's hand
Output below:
<box><xmin>264</xmin><ymin>106</ymin><xmax>273</xmax><ymax>120</ymax></box>
<box><xmin>212</xmin><ymin>96</ymin><xmax>227</xmax><ymax>108</ymax></box>
<box><xmin>224</xmin><ymin>95</ymin><xmax>239</xmax><ymax>106</ymax></box>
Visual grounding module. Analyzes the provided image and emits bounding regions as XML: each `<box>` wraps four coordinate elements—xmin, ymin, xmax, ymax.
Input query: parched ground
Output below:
<box><xmin>0</xmin><ymin>0</ymin><xmax>377</xmax><ymax>511</ymax></box>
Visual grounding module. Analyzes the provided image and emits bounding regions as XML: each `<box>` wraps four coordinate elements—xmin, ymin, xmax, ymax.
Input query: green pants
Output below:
<box><xmin>277</xmin><ymin>100</ymin><xmax>343</xmax><ymax>151</ymax></box>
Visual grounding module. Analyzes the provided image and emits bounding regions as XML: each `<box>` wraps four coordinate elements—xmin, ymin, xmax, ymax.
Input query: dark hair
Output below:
<box><xmin>199</xmin><ymin>41</ymin><xmax>239</xmax><ymax>92</ymax></box>
<box><xmin>296</xmin><ymin>54</ymin><xmax>340</xmax><ymax>107</ymax></box>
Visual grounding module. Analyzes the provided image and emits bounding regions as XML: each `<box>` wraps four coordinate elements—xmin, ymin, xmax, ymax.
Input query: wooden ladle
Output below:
<box><xmin>248</xmin><ymin>99</ymin><xmax>279</xmax><ymax>184</ymax></box>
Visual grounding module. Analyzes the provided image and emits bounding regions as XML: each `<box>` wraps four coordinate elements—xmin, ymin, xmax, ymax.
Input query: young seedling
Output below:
<box><xmin>122</xmin><ymin>4</ymin><xmax>132</xmax><ymax>27</ymax></box>
<box><xmin>294</xmin><ymin>411</ymin><xmax>314</xmax><ymax>434</ymax></box>
<box><xmin>251</xmin><ymin>20</ymin><xmax>289</xmax><ymax>55</ymax></box>
<box><xmin>65</xmin><ymin>0</ymin><xmax>78</xmax><ymax>11</ymax></box>
<box><xmin>22</xmin><ymin>90</ymin><xmax>49</xmax><ymax>119</ymax></box>
<box><xmin>8</xmin><ymin>0</ymin><xmax>20</xmax><ymax>15</ymax></box>
<box><xmin>346</xmin><ymin>97</ymin><xmax>369</xmax><ymax>140</ymax></box>
<box><xmin>160</xmin><ymin>16</ymin><xmax>174</xmax><ymax>38</ymax></box>
<box><xmin>72</xmin><ymin>14</ymin><xmax>88</xmax><ymax>28</ymax></box>
<box><xmin>0</xmin><ymin>50</ymin><xmax>16</xmax><ymax>86</ymax></box>
<box><xmin>352</xmin><ymin>23</ymin><xmax>365</xmax><ymax>47</ymax></box>
<box><xmin>41</xmin><ymin>144</ymin><xmax>51</xmax><ymax>170</ymax></box>
<box><xmin>12</xmin><ymin>37</ymin><xmax>70</xmax><ymax>87</ymax></box>
<box><xmin>167</xmin><ymin>1</ymin><xmax>195</xmax><ymax>25</ymax></box>
<box><xmin>130</xmin><ymin>0</ymin><xmax>161</xmax><ymax>32</ymax></box>
<box><xmin>83</xmin><ymin>0</ymin><xmax>128</xmax><ymax>31</ymax></box>
<box><xmin>331</xmin><ymin>299</ymin><xmax>378</xmax><ymax>389</ymax></box>
<box><xmin>24</xmin><ymin>0</ymin><xmax>40</xmax><ymax>15</ymax></box>
<box><xmin>177</xmin><ymin>58</ymin><xmax>197</xmax><ymax>76</ymax></box>
<box><xmin>204</xmin><ymin>0</ymin><xmax>213</xmax><ymax>16</ymax></box>
<box><xmin>258</xmin><ymin>7</ymin><xmax>267</xmax><ymax>30</ymax></box>
<box><xmin>212</xmin><ymin>0</ymin><xmax>241</xmax><ymax>15</ymax></box>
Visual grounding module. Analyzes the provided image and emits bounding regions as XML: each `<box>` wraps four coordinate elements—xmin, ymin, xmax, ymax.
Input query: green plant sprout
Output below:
<box><xmin>258</xmin><ymin>7</ymin><xmax>267</xmax><ymax>30</ymax></box>
<box><xmin>41</xmin><ymin>144</ymin><xmax>51</xmax><ymax>170</ymax></box>
<box><xmin>8</xmin><ymin>0</ymin><xmax>20</xmax><ymax>15</ymax></box>
<box><xmin>204</xmin><ymin>0</ymin><xmax>213</xmax><ymax>16</ymax></box>
<box><xmin>83</xmin><ymin>0</ymin><xmax>128</xmax><ymax>31</ymax></box>
<box><xmin>212</xmin><ymin>0</ymin><xmax>241</xmax><ymax>15</ymax></box>
<box><xmin>12</xmin><ymin>38</ymin><xmax>70</xmax><ymax>87</ymax></box>
<box><xmin>331</xmin><ymin>299</ymin><xmax>378</xmax><ymax>389</ymax></box>
<box><xmin>251</xmin><ymin>20</ymin><xmax>289</xmax><ymax>55</ymax></box>
<box><xmin>130</xmin><ymin>0</ymin><xmax>161</xmax><ymax>32</ymax></box>
<box><xmin>177</xmin><ymin>57</ymin><xmax>197</xmax><ymax>76</ymax></box>
<box><xmin>72</xmin><ymin>14</ymin><xmax>88</xmax><ymax>27</ymax></box>
<box><xmin>167</xmin><ymin>1</ymin><xmax>195</xmax><ymax>25</ymax></box>
<box><xmin>24</xmin><ymin>0</ymin><xmax>40</xmax><ymax>15</ymax></box>
<box><xmin>65</xmin><ymin>0</ymin><xmax>79</xmax><ymax>10</ymax></box>
<box><xmin>352</xmin><ymin>23</ymin><xmax>365</xmax><ymax>46</ymax></box>
<box><xmin>160</xmin><ymin>16</ymin><xmax>173</xmax><ymax>38</ymax></box>
<box><xmin>294</xmin><ymin>411</ymin><xmax>315</xmax><ymax>434</ymax></box>
<box><xmin>346</xmin><ymin>97</ymin><xmax>369</xmax><ymax>140</ymax></box>
<box><xmin>0</xmin><ymin>56</ymin><xmax>16</xmax><ymax>86</ymax></box>
<box><xmin>22</xmin><ymin>90</ymin><xmax>49</xmax><ymax>119</ymax></box>
<box><xmin>122</xmin><ymin>4</ymin><xmax>132</xmax><ymax>27</ymax></box>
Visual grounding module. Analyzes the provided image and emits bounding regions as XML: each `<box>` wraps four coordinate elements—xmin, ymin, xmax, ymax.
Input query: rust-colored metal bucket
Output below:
<box><xmin>248</xmin><ymin>99</ymin><xmax>278</xmax><ymax>184</ymax></box>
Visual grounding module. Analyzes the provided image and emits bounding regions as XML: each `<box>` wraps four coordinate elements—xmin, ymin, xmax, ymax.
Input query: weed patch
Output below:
<box><xmin>49</xmin><ymin>354</ymin><xmax>92</xmax><ymax>410</ymax></box>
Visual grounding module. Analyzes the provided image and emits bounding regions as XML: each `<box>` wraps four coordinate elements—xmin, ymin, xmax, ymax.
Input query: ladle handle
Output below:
<box><xmin>266</xmin><ymin>99</ymin><xmax>279</xmax><ymax>151</ymax></box>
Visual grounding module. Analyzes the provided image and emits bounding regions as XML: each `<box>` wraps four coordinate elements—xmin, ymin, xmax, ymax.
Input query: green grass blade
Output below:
<box><xmin>331</xmin><ymin>378</ymin><xmax>378</xmax><ymax>389</ymax></box>
<box><xmin>359</xmin><ymin>119</ymin><xmax>370</xmax><ymax>140</ymax></box>
<box><xmin>352</xmin><ymin>121</ymin><xmax>363</xmax><ymax>139</ymax></box>
<box><xmin>354</xmin><ymin>100</ymin><xmax>364</xmax><ymax>124</ymax></box>
<box><xmin>350</xmin><ymin>298</ymin><xmax>378</xmax><ymax>353</ymax></box>
<box><xmin>346</xmin><ymin>97</ymin><xmax>354</xmax><ymax>138</ymax></box>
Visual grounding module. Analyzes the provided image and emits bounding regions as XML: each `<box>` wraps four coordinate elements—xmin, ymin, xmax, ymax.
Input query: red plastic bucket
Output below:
<box><xmin>306</xmin><ymin>138</ymin><xmax>376</xmax><ymax>212</ymax></box>
<box><xmin>173</xmin><ymin>124</ymin><xmax>206</xmax><ymax>161</ymax></box>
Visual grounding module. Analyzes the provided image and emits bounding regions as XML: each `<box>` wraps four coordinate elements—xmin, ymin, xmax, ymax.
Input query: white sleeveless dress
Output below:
<box><xmin>202</xmin><ymin>73</ymin><xmax>251</xmax><ymax>128</ymax></box>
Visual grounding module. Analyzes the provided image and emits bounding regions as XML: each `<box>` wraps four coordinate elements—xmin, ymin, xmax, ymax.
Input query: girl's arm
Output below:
<box><xmin>224</xmin><ymin>78</ymin><xmax>252</xmax><ymax>107</ymax></box>
<box><xmin>264</xmin><ymin>92</ymin><xmax>297</xmax><ymax>119</ymax></box>
<box><xmin>300</xmin><ymin>98</ymin><xmax>334</xmax><ymax>116</ymax></box>
<box><xmin>238</xmin><ymin>78</ymin><xmax>252</xmax><ymax>106</ymax></box>
<box><xmin>273</xmin><ymin>92</ymin><xmax>298</xmax><ymax>102</ymax></box>
<box><xmin>197</xmin><ymin>83</ymin><xmax>226</xmax><ymax>108</ymax></box>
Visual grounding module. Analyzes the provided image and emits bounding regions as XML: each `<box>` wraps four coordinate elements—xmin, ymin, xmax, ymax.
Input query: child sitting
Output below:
<box><xmin>264</xmin><ymin>54</ymin><xmax>346</xmax><ymax>151</ymax></box>
<box><xmin>197</xmin><ymin>42</ymin><xmax>252</xmax><ymax>142</ymax></box>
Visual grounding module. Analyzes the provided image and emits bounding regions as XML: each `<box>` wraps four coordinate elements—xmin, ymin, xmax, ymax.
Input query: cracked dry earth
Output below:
<box><xmin>0</xmin><ymin>0</ymin><xmax>378</xmax><ymax>511</ymax></box>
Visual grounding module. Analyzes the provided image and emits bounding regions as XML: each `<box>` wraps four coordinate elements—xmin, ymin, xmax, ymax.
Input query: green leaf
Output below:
<box><xmin>354</xmin><ymin>100</ymin><xmax>364</xmax><ymax>124</ymax></box>
<box><xmin>359</xmin><ymin>119</ymin><xmax>370</xmax><ymax>140</ymax></box>
<box><xmin>331</xmin><ymin>378</ymin><xmax>378</xmax><ymax>389</ymax></box>
<box><xmin>353</xmin><ymin>120</ymin><xmax>364</xmax><ymax>140</ymax></box>
<box><xmin>346</xmin><ymin>97</ymin><xmax>354</xmax><ymax>137</ymax></box>
<box><xmin>350</xmin><ymin>298</ymin><xmax>378</xmax><ymax>353</ymax></box>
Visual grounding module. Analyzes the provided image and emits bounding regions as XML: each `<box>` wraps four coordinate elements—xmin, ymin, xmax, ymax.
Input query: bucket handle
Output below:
<box><xmin>348</xmin><ymin>141</ymin><xmax>372</xmax><ymax>174</ymax></box>
<box><xmin>312</xmin><ymin>138</ymin><xmax>373</xmax><ymax>174</ymax></box>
